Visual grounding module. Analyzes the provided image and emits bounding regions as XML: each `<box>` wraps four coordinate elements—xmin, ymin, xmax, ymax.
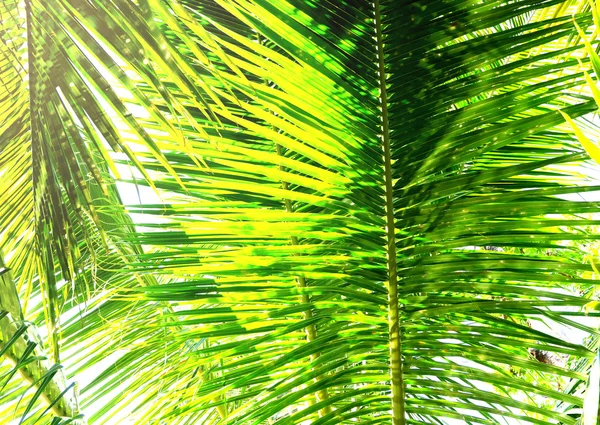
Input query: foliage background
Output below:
<box><xmin>3</xmin><ymin>0</ymin><xmax>600</xmax><ymax>424</ymax></box>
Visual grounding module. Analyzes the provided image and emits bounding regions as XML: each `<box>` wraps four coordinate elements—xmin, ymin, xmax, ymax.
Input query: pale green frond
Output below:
<box><xmin>3</xmin><ymin>0</ymin><xmax>600</xmax><ymax>424</ymax></box>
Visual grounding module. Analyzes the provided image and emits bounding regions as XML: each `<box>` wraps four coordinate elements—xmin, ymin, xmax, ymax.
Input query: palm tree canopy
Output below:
<box><xmin>2</xmin><ymin>0</ymin><xmax>600</xmax><ymax>424</ymax></box>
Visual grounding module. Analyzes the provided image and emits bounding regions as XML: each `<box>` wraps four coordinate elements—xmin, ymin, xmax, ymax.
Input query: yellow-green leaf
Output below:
<box><xmin>559</xmin><ymin>110</ymin><xmax>600</xmax><ymax>164</ymax></box>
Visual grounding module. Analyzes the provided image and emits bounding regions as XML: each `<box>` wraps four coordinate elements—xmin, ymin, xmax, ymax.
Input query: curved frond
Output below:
<box><xmin>2</xmin><ymin>0</ymin><xmax>600</xmax><ymax>424</ymax></box>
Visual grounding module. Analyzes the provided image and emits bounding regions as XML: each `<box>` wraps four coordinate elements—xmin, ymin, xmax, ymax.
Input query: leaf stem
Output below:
<box><xmin>373</xmin><ymin>1</ymin><xmax>406</xmax><ymax>423</ymax></box>
<box><xmin>275</xmin><ymin>144</ymin><xmax>331</xmax><ymax>417</ymax></box>
<box><xmin>257</xmin><ymin>27</ymin><xmax>331</xmax><ymax>418</ymax></box>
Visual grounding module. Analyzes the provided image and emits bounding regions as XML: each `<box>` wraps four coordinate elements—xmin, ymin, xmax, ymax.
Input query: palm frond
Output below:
<box><xmin>2</xmin><ymin>0</ymin><xmax>600</xmax><ymax>424</ymax></box>
<box><xmin>0</xmin><ymin>259</ymin><xmax>79</xmax><ymax>424</ymax></box>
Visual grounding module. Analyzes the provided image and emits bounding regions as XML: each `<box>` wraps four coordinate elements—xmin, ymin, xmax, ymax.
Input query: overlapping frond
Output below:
<box><xmin>0</xmin><ymin>0</ymin><xmax>174</xmax><ymax>422</ymax></box>
<box><xmin>2</xmin><ymin>0</ymin><xmax>600</xmax><ymax>424</ymax></box>
<box><xmin>0</xmin><ymin>257</ymin><xmax>80</xmax><ymax>424</ymax></box>
<box><xmin>384</xmin><ymin>0</ymin><xmax>600</xmax><ymax>423</ymax></box>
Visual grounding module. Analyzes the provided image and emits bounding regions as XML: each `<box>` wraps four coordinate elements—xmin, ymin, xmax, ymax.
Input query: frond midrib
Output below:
<box><xmin>373</xmin><ymin>1</ymin><xmax>405</xmax><ymax>424</ymax></box>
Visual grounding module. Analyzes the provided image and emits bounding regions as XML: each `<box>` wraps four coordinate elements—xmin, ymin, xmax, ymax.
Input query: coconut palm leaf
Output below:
<box><xmin>0</xmin><ymin>259</ymin><xmax>80</xmax><ymax>424</ymax></box>
<box><xmin>3</xmin><ymin>0</ymin><xmax>600</xmax><ymax>424</ymax></box>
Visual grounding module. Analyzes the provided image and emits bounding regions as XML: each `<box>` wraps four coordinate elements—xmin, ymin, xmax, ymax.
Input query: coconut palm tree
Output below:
<box><xmin>2</xmin><ymin>0</ymin><xmax>600</xmax><ymax>423</ymax></box>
